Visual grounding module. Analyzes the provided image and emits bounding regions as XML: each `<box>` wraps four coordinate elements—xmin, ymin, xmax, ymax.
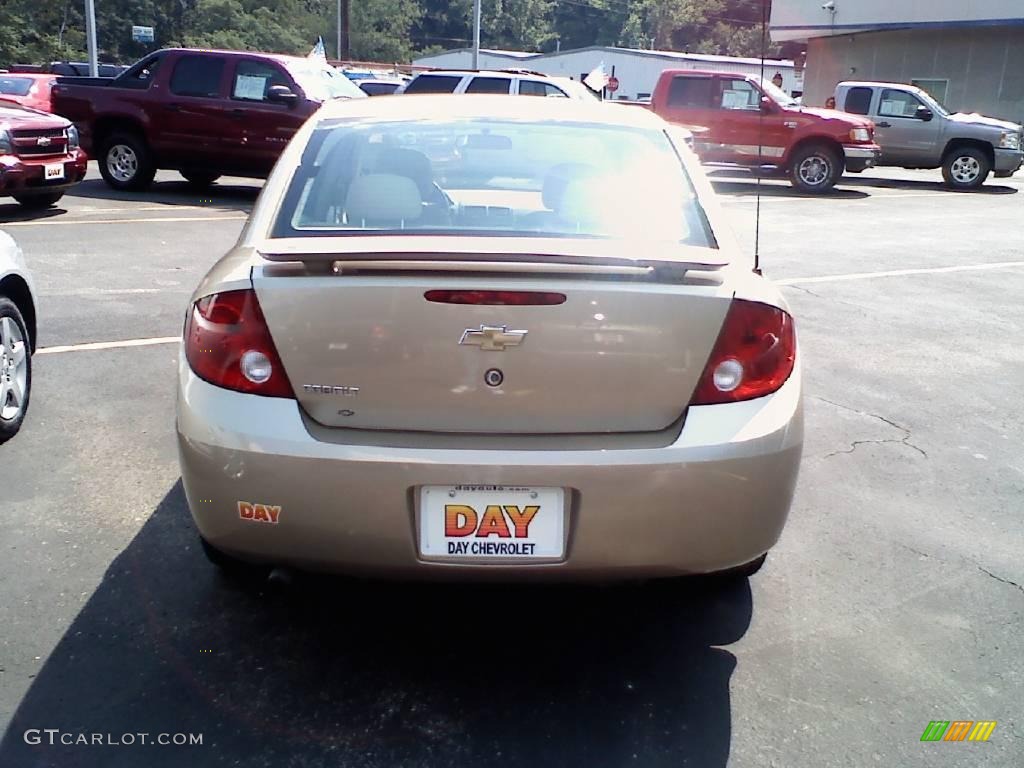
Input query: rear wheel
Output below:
<box><xmin>99</xmin><ymin>131</ymin><xmax>156</xmax><ymax>191</ymax></box>
<box><xmin>941</xmin><ymin>147</ymin><xmax>991</xmax><ymax>190</ymax></box>
<box><xmin>180</xmin><ymin>171</ymin><xmax>220</xmax><ymax>189</ymax></box>
<box><xmin>788</xmin><ymin>144</ymin><xmax>842</xmax><ymax>193</ymax></box>
<box><xmin>12</xmin><ymin>191</ymin><xmax>64</xmax><ymax>209</ymax></box>
<box><xmin>0</xmin><ymin>297</ymin><xmax>32</xmax><ymax>445</ymax></box>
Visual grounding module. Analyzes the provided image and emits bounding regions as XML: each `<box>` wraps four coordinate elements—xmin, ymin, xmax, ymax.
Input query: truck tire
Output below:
<box><xmin>180</xmin><ymin>171</ymin><xmax>220</xmax><ymax>189</ymax></box>
<box><xmin>788</xmin><ymin>143</ymin><xmax>842</xmax><ymax>193</ymax></box>
<box><xmin>0</xmin><ymin>297</ymin><xmax>32</xmax><ymax>445</ymax></box>
<box><xmin>941</xmin><ymin>147</ymin><xmax>991</xmax><ymax>190</ymax></box>
<box><xmin>12</xmin><ymin>191</ymin><xmax>65</xmax><ymax>210</ymax></box>
<box><xmin>99</xmin><ymin>132</ymin><xmax>156</xmax><ymax>191</ymax></box>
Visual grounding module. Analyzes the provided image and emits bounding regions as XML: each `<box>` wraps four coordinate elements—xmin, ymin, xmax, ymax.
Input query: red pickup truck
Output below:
<box><xmin>650</xmin><ymin>69</ymin><xmax>881</xmax><ymax>193</ymax></box>
<box><xmin>51</xmin><ymin>48</ymin><xmax>365</xmax><ymax>191</ymax></box>
<box><xmin>0</xmin><ymin>101</ymin><xmax>88</xmax><ymax>209</ymax></box>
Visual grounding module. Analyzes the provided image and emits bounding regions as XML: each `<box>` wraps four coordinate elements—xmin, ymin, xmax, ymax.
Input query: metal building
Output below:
<box><xmin>771</xmin><ymin>0</ymin><xmax>1024</xmax><ymax>121</ymax></box>
<box><xmin>413</xmin><ymin>46</ymin><xmax>801</xmax><ymax>101</ymax></box>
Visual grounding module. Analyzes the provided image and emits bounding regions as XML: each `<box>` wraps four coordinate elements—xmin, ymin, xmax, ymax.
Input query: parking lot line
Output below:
<box><xmin>778</xmin><ymin>260</ymin><xmax>1024</xmax><ymax>285</ymax></box>
<box><xmin>36</xmin><ymin>336</ymin><xmax>179</xmax><ymax>355</ymax></box>
<box><xmin>3</xmin><ymin>214</ymin><xmax>247</xmax><ymax>227</ymax></box>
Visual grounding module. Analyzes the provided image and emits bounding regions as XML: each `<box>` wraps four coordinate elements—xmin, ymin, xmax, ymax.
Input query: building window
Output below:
<box><xmin>911</xmin><ymin>79</ymin><xmax>949</xmax><ymax>106</ymax></box>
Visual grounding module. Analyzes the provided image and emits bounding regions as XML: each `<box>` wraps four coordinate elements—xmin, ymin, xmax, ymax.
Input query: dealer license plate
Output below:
<box><xmin>419</xmin><ymin>485</ymin><xmax>565</xmax><ymax>560</ymax></box>
<box><xmin>44</xmin><ymin>163</ymin><xmax>65</xmax><ymax>181</ymax></box>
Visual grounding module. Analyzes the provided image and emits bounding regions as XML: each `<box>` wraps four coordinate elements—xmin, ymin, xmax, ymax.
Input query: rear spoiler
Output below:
<box><xmin>257</xmin><ymin>236</ymin><xmax>729</xmax><ymax>278</ymax></box>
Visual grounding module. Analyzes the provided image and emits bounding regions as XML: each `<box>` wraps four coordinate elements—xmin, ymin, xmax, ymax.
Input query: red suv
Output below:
<box><xmin>0</xmin><ymin>101</ymin><xmax>88</xmax><ymax>209</ymax></box>
<box><xmin>52</xmin><ymin>49</ymin><xmax>366</xmax><ymax>191</ymax></box>
<box><xmin>650</xmin><ymin>69</ymin><xmax>880</xmax><ymax>193</ymax></box>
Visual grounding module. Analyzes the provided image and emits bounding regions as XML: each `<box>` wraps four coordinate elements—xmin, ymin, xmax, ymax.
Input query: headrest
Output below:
<box><xmin>542</xmin><ymin>163</ymin><xmax>603</xmax><ymax>210</ymax></box>
<box><xmin>344</xmin><ymin>173</ymin><xmax>422</xmax><ymax>226</ymax></box>
<box><xmin>375</xmin><ymin>148</ymin><xmax>433</xmax><ymax>193</ymax></box>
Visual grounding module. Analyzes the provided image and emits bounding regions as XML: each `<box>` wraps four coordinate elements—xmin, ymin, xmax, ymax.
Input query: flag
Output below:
<box><xmin>583</xmin><ymin>63</ymin><xmax>610</xmax><ymax>92</ymax></box>
<box><xmin>309</xmin><ymin>36</ymin><xmax>327</xmax><ymax>61</ymax></box>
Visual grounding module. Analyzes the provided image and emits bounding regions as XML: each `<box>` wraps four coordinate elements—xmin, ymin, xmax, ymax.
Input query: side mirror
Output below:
<box><xmin>760</xmin><ymin>95</ymin><xmax>777</xmax><ymax>114</ymax></box>
<box><xmin>267</xmin><ymin>85</ymin><xmax>299</xmax><ymax>106</ymax></box>
<box><xmin>916</xmin><ymin>106</ymin><xmax>934</xmax><ymax>122</ymax></box>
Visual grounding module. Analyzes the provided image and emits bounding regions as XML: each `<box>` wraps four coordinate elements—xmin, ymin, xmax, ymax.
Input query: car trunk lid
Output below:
<box><xmin>251</xmin><ymin>237</ymin><xmax>733</xmax><ymax>434</ymax></box>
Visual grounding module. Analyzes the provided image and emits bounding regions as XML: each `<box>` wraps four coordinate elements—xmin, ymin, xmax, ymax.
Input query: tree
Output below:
<box><xmin>0</xmin><ymin>0</ymin><xmax>783</xmax><ymax>67</ymax></box>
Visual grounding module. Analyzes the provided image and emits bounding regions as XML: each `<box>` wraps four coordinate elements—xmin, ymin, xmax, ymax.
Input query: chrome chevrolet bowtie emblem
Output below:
<box><xmin>459</xmin><ymin>325</ymin><xmax>528</xmax><ymax>352</ymax></box>
<box><xmin>37</xmin><ymin>137</ymin><xmax>51</xmax><ymax>146</ymax></box>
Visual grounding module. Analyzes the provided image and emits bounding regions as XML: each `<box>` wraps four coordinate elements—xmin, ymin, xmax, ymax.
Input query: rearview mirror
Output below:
<box><xmin>267</xmin><ymin>85</ymin><xmax>299</xmax><ymax>106</ymax></box>
<box><xmin>462</xmin><ymin>134</ymin><xmax>513</xmax><ymax>150</ymax></box>
<box><xmin>915</xmin><ymin>105</ymin><xmax>934</xmax><ymax>122</ymax></box>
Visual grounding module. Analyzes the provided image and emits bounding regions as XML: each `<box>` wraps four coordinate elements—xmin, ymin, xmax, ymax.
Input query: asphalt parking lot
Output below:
<box><xmin>1</xmin><ymin>164</ymin><xmax>1022</xmax><ymax>767</ymax></box>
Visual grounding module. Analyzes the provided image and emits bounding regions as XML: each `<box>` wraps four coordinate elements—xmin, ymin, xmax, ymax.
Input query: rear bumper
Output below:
<box><xmin>176</xmin><ymin>352</ymin><xmax>804</xmax><ymax>581</ymax></box>
<box><xmin>843</xmin><ymin>144</ymin><xmax>881</xmax><ymax>172</ymax></box>
<box><xmin>0</xmin><ymin>149</ymin><xmax>89</xmax><ymax>196</ymax></box>
<box><xmin>993</xmin><ymin>148</ymin><xmax>1023</xmax><ymax>174</ymax></box>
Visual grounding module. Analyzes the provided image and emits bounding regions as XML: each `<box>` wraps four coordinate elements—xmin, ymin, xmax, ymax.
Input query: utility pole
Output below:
<box><xmin>337</xmin><ymin>0</ymin><xmax>350</xmax><ymax>61</ymax></box>
<box><xmin>472</xmin><ymin>0</ymin><xmax>481</xmax><ymax>69</ymax></box>
<box><xmin>84</xmin><ymin>0</ymin><xmax>98</xmax><ymax>77</ymax></box>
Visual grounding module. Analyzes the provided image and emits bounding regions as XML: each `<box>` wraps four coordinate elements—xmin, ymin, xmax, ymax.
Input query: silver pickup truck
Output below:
<box><xmin>834</xmin><ymin>81</ymin><xmax>1023</xmax><ymax>190</ymax></box>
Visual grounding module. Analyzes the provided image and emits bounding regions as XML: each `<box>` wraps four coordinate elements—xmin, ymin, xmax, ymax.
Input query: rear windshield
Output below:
<box><xmin>272</xmin><ymin>117</ymin><xmax>713</xmax><ymax>246</ymax></box>
<box><xmin>0</xmin><ymin>77</ymin><xmax>34</xmax><ymax>96</ymax></box>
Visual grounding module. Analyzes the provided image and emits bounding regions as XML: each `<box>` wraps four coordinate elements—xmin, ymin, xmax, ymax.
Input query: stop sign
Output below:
<box><xmin>607</xmin><ymin>76</ymin><xmax>619</xmax><ymax>93</ymax></box>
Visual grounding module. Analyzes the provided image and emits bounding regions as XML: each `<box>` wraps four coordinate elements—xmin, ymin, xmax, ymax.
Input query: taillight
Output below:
<box><xmin>690</xmin><ymin>299</ymin><xmax>796</xmax><ymax>405</ymax></box>
<box><xmin>184</xmin><ymin>289</ymin><xmax>294</xmax><ymax>398</ymax></box>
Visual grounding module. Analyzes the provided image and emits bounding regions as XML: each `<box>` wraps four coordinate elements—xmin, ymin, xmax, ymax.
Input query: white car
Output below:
<box><xmin>0</xmin><ymin>230</ymin><xmax>35</xmax><ymax>444</ymax></box>
<box><xmin>400</xmin><ymin>70</ymin><xmax>597</xmax><ymax>100</ymax></box>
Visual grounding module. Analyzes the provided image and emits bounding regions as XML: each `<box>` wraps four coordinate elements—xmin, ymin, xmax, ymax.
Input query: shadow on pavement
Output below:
<box><xmin>837</xmin><ymin>174</ymin><xmax>1018</xmax><ymax>195</ymax></box>
<box><xmin>0</xmin><ymin>481</ymin><xmax>752</xmax><ymax>768</ymax></box>
<box><xmin>711</xmin><ymin>178</ymin><xmax>870</xmax><ymax>200</ymax></box>
<box><xmin>65</xmin><ymin>178</ymin><xmax>261</xmax><ymax>211</ymax></box>
<box><xmin>0</xmin><ymin>204</ymin><xmax>66</xmax><ymax>224</ymax></box>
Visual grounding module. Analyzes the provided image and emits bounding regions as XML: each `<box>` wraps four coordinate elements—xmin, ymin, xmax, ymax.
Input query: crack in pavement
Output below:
<box><xmin>976</xmin><ymin>565</ymin><xmax>1024</xmax><ymax>595</ymax></box>
<box><xmin>814</xmin><ymin>396</ymin><xmax>928</xmax><ymax>459</ymax></box>
<box><xmin>898</xmin><ymin>544</ymin><xmax>1024</xmax><ymax>596</ymax></box>
<box><xmin>783</xmin><ymin>284</ymin><xmax>868</xmax><ymax>310</ymax></box>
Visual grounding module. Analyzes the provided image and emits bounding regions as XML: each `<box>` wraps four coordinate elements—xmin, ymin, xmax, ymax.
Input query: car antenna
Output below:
<box><xmin>754</xmin><ymin>0</ymin><xmax>768</xmax><ymax>276</ymax></box>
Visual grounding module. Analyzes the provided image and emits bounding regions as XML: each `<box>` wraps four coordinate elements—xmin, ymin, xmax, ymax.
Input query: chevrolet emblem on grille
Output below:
<box><xmin>37</xmin><ymin>137</ymin><xmax>52</xmax><ymax>146</ymax></box>
<box><xmin>459</xmin><ymin>325</ymin><xmax>528</xmax><ymax>351</ymax></box>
